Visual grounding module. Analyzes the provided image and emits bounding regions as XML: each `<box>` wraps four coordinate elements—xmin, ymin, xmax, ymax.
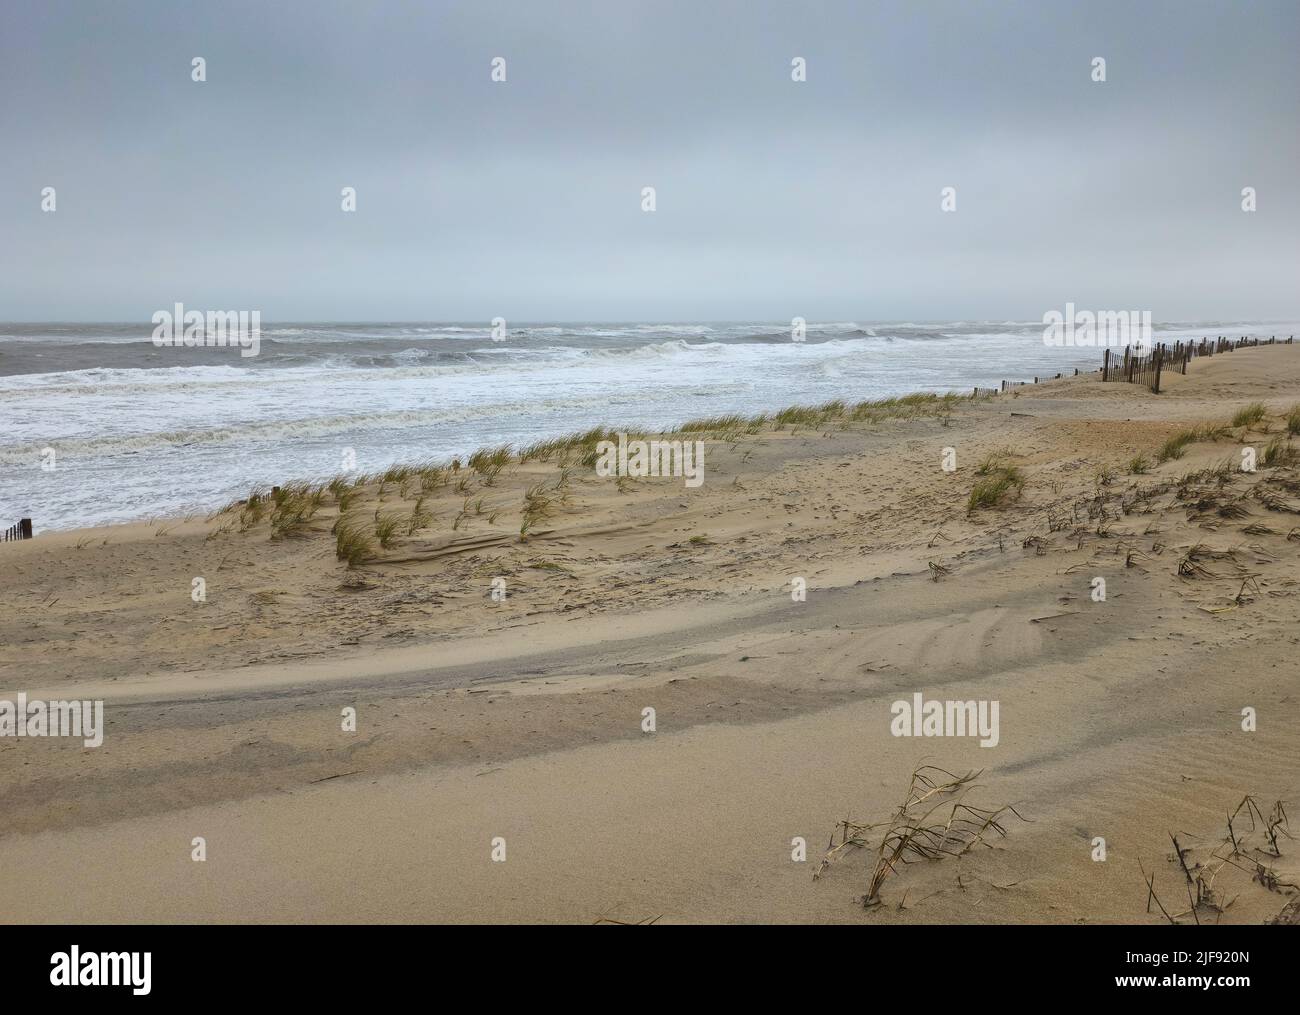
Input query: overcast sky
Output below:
<box><xmin>1</xmin><ymin>0</ymin><xmax>1297</xmax><ymax>322</ymax></box>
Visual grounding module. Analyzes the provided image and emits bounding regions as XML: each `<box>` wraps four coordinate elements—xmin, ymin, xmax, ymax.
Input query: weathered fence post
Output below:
<box><xmin>1102</xmin><ymin>348</ymin><xmax>1110</xmax><ymax>381</ymax></box>
<box><xmin>1152</xmin><ymin>346</ymin><xmax>1164</xmax><ymax>394</ymax></box>
<box><xmin>4</xmin><ymin>518</ymin><xmax>33</xmax><ymax>541</ymax></box>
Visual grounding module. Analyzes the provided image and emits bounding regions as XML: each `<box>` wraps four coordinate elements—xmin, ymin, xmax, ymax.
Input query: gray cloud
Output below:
<box><xmin>1</xmin><ymin>0</ymin><xmax>1297</xmax><ymax>321</ymax></box>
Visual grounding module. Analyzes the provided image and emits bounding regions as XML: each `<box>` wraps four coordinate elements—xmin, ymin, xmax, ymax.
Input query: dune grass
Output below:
<box><xmin>1231</xmin><ymin>402</ymin><xmax>1268</xmax><ymax>428</ymax></box>
<box><xmin>519</xmin><ymin>482</ymin><xmax>557</xmax><ymax>540</ymax></box>
<box><xmin>1150</xmin><ymin>413</ymin><xmax>1260</xmax><ymax>467</ymax></box>
<box><xmin>372</xmin><ymin>509</ymin><xmax>403</xmax><ymax>549</ymax></box>
<box><xmin>1262</xmin><ymin>436</ymin><xmax>1295</xmax><ymax>468</ymax></box>
<box><xmin>334</xmin><ymin>514</ymin><xmax>375</xmax><ymax>566</ymax></box>
<box><xmin>468</xmin><ymin>444</ymin><xmax>513</xmax><ymax>485</ymax></box>
<box><xmin>406</xmin><ymin>496</ymin><xmax>433</xmax><ymax>534</ymax></box>
<box><xmin>220</xmin><ymin>387</ymin><xmax>986</xmax><ymax>554</ymax></box>
<box><xmin>1286</xmin><ymin>406</ymin><xmax>1300</xmax><ymax>435</ymax></box>
<box><xmin>1156</xmin><ymin>430</ymin><xmax>1196</xmax><ymax>463</ymax></box>
<box><xmin>968</xmin><ymin>464</ymin><xmax>1025</xmax><ymax>511</ymax></box>
<box><xmin>678</xmin><ymin>413</ymin><xmax>751</xmax><ymax>434</ymax></box>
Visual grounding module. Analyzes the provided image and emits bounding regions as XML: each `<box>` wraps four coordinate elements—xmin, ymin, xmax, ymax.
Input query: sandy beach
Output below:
<box><xmin>2</xmin><ymin>344</ymin><xmax>1298</xmax><ymax>924</ymax></box>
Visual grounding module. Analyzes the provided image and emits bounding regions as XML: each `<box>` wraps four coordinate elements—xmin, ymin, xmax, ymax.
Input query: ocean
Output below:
<box><xmin>2</xmin><ymin>320</ymin><xmax>1295</xmax><ymax>532</ymax></box>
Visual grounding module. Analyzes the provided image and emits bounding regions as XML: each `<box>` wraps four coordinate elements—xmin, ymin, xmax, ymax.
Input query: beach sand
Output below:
<box><xmin>2</xmin><ymin>345</ymin><xmax>1298</xmax><ymax>923</ymax></box>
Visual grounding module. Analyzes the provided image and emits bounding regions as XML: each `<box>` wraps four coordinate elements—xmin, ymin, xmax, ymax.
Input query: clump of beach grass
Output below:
<box><xmin>538</xmin><ymin>430</ymin><xmax>616</xmax><ymax>466</ymax></box>
<box><xmin>1156</xmin><ymin>431</ymin><xmax>1195</xmax><ymax>463</ymax></box>
<box><xmin>469</xmin><ymin>444</ymin><xmax>513</xmax><ymax>486</ymax></box>
<box><xmin>1195</xmin><ymin>422</ymin><xmax>1233</xmax><ymax>442</ymax></box>
<box><xmin>772</xmin><ymin>405</ymin><xmax>823</xmax><ymax>428</ymax></box>
<box><xmin>373</xmin><ymin>509</ymin><xmax>403</xmax><ymax>549</ymax></box>
<box><xmin>519</xmin><ymin>482</ymin><xmax>556</xmax><ymax>540</ymax></box>
<box><xmin>271</xmin><ymin>483</ymin><xmax>328</xmax><ymax>538</ymax></box>
<box><xmin>678</xmin><ymin>413</ymin><xmax>752</xmax><ymax>436</ymax></box>
<box><xmin>407</xmin><ymin>496</ymin><xmax>433</xmax><ymax>534</ymax></box>
<box><xmin>380</xmin><ymin>463</ymin><xmax>411</xmax><ymax>484</ymax></box>
<box><xmin>1128</xmin><ymin>453</ymin><xmax>1151</xmax><ymax>475</ymax></box>
<box><xmin>327</xmin><ymin>476</ymin><xmax>353</xmax><ymax>502</ymax></box>
<box><xmin>517</xmin><ymin>436</ymin><xmax>563</xmax><ymax>464</ymax></box>
<box><xmin>968</xmin><ymin>463</ymin><xmax>1024</xmax><ymax>511</ymax></box>
<box><xmin>1231</xmin><ymin>402</ymin><xmax>1268</xmax><ymax>429</ymax></box>
<box><xmin>1262</xmin><ymin>436</ymin><xmax>1295</xmax><ymax>468</ymax></box>
<box><xmin>270</xmin><ymin>501</ymin><xmax>317</xmax><ymax>539</ymax></box>
<box><xmin>335</xmin><ymin>484</ymin><xmax>359</xmax><ymax>512</ymax></box>
<box><xmin>238</xmin><ymin>489</ymin><xmax>270</xmax><ymax>531</ymax></box>
<box><xmin>334</xmin><ymin>514</ymin><xmax>375</xmax><ymax>566</ymax></box>
<box><xmin>452</xmin><ymin>497</ymin><xmax>473</xmax><ymax>531</ymax></box>
<box><xmin>1153</xmin><ymin>421</ymin><xmax>1235</xmax><ymax>466</ymax></box>
<box><xmin>974</xmin><ymin>452</ymin><xmax>1007</xmax><ymax>476</ymax></box>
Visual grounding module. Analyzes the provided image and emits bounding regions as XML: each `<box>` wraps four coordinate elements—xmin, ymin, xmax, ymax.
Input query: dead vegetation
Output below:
<box><xmin>814</xmin><ymin>766</ymin><xmax>1026</xmax><ymax>908</ymax></box>
<box><xmin>1176</xmin><ymin>543</ymin><xmax>1243</xmax><ymax>581</ymax></box>
<box><xmin>987</xmin><ymin>403</ymin><xmax>1300</xmax><ymax>619</ymax></box>
<box><xmin>1141</xmin><ymin>796</ymin><xmax>1294</xmax><ymax>924</ymax></box>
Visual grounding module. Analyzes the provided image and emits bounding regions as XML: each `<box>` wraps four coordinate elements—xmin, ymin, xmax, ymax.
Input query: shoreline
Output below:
<box><xmin>5</xmin><ymin>332</ymin><xmax>1288</xmax><ymax>535</ymax></box>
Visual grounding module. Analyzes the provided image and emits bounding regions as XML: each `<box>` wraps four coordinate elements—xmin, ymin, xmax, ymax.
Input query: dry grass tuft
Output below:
<box><xmin>1141</xmin><ymin>796</ymin><xmax>1293</xmax><ymax>924</ymax></box>
<box><xmin>814</xmin><ymin>766</ymin><xmax>1025</xmax><ymax>907</ymax></box>
<box><xmin>1176</xmin><ymin>543</ymin><xmax>1240</xmax><ymax>580</ymax></box>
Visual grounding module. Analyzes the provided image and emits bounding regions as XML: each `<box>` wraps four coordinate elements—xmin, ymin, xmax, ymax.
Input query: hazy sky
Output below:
<box><xmin>1</xmin><ymin>0</ymin><xmax>1297</xmax><ymax>321</ymax></box>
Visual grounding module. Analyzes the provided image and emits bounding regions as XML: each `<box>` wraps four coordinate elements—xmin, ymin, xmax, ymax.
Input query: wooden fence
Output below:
<box><xmin>1102</xmin><ymin>346</ymin><xmax>1173</xmax><ymax>392</ymax></box>
<box><xmin>1102</xmin><ymin>335</ymin><xmax>1293</xmax><ymax>393</ymax></box>
<box><xmin>978</xmin><ymin>334</ymin><xmax>1293</xmax><ymax>397</ymax></box>
<box><xmin>995</xmin><ymin>372</ymin><xmax>1069</xmax><ymax>394</ymax></box>
<box><xmin>4</xmin><ymin>518</ymin><xmax>33</xmax><ymax>541</ymax></box>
